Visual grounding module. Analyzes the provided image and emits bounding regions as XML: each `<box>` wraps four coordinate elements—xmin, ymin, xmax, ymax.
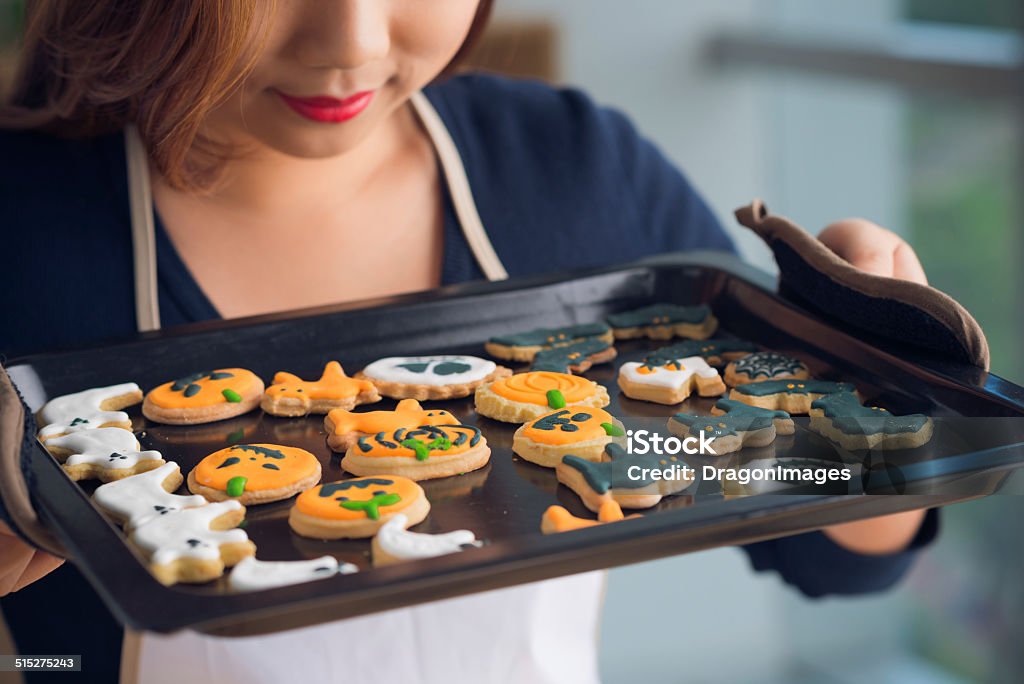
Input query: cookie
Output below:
<box><xmin>356</xmin><ymin>356</ymin><xmax>511</xmax><ymax>400</ymax></box>
<box><xmin>642</xmin><ymin>338</ymin><xmax>758</xmax><ymax>368</ymax></box>
<box><xmin>261</xmin><ymin>361</ymin><xmax>380</xmax><ymax>417</ymax></box>
<box><xmin>289</xmin><ymin>476</ymin><xmax>429</xmax><ymax>540</ymax></box>
<box><xmin>606</xmin><ymin>303</ymin><xmax>718</xmax><ymax>340</ymax></box>
<box><xmin>36</xmin><ymin>382</ymin><xmax>142</xmax><ymax>441</ymax></box>
<box><xmin>485</xmin><ymin>323</ymin><xmax>614</xmax><ymax>363</ymax></box>
<box><xmin>541</xmin><ymin>500</ymin><xmax>626</xmax><ymax>534</ymax></box>
<box><xmin>130</xmin><ymin>500</ymin><xmax>255</xmax><ymax>585</ymax></box>
<box><xmin>723</xmin><ymin>351</ymin><xmax>809</xmax><ymax>387</ymax></box>
<box><xmin>809</xmin><ymin>392</ymin><xmax>934</xmax><ymax>450</ymax></box>
<box><xmin>728</xmin><ymin>379</ymin><xmax>856</xmax><ymax>414</ymax></box>
<box><xmin>371</xmin><ymin>513</ymin><xmax>482</xmax><ymax>566</ymax></box>
<box><xmin>512</xmin><ymin>407</ymin><xmax>624</xmax><ymax>468</ymax></box>
<box><xmin>474</xmin><ymin>371</ymin><xmax>611</xmax><ymax>423</ymax></box>
<box><xmin>668</xmin><ymin>398</ymin><xmax>794</xmax><ymax>455</ymax></box>
<box><xmin>617</xmin><ymin>356</ymin><xmax>726</xmax><ymax>405</ymax></box>
<box><xmin>93</xmin><ymin>462</ymin><xmax>207</xmax><ymax>530</ymax></box>
<box><xmin>341</xmin><ymin>424</ymin><xmax>490</xmax><ymax>481</ymax></box>
<box><xmin>44</xmin><ymin>428</ymin><xmax>164</xmax><ymax>482</ymax></box>
<box><xmin>187</xmin><ymin>444</ymin><xmax>322</xmax><ymax>505</ymax></box>
<box><xmin>143</xmin><ymin>369</ymin><xmax>264</xmax><ymax>425</ymax></box>
<box><xmin>555</xmin><ymin>443</ymin><xmax>695</xmax><ymax>512</ymax></box>
<box><xmin>324</xmin><ymin>399</ymin><xmax>457</xmax><ymax>452</ymax></box>
<box><xmin>531</xmin><ymin>338</ymin><xmax>617</xmax><ymax>374</ymax></box>
<box><xmin>228</xmin><ymin>556</ymin><xmax>358</xmax><ymax>592</ymax></box>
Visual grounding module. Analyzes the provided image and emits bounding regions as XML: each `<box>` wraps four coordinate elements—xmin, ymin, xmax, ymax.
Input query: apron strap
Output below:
<box><xmin>409</xmin><ymin>91</ymin><xmax>509</xmax><ymax>281</ymax></box>
<box><xmin>124</xmin><ymin>125</ymin><xmax>161</xmax><ymax>332</ymax></box>
<box><xmin>124</xmin><ymin>91</ymin><xmax>508</xmax><ymax>334</ymax></box>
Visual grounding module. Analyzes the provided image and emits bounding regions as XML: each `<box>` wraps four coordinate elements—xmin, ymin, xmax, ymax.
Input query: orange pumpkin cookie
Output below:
<box><xmin>474</xmin><ymin>371</ymin><xmax>610</xmax><ymax>423</ymax></box>
<box><xmin>324</xmin><ymin>399</ymin><xmax>457</xmax><ymax>452</ymax></box>
<box><xmin>289</xmin><ymin>476</ymin><xmax>429</xmax><ymax>539</ymax></box>
<box><xmin>143</xmin><ymin>369</ymin><xmax>264</xmax><ymax>425</ymax></box>
<box><xmin>187</xmin><ymin>444</ymin><xmax>322</xmax><ymax>505</ymax></box>
<box><xmin>512</xmin><ymin>407</ymin><xmax>624</xmax><ymax>468</ymax></box>
<box><xmin>341</xmin><ymin>424</ymin><xmax>490</xmax><ymax>481</ymax></box>
<box><xmin>261</xmin><ymin>361</ymin><xmax>380</xmax><ymax>417</ymax></box>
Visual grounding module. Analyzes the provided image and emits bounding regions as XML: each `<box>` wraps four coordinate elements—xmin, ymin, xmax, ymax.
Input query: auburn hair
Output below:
<box><xmin>1</xmin><ymin>0</ymin><xmax>494</xmax><ymax>190</ymax></box>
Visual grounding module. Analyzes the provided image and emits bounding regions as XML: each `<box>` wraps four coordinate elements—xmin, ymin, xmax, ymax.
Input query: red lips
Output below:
<box><xmin>276</xmin><ymin>90</ymin><xmax>375</xmax><ymax>123</ymax></box>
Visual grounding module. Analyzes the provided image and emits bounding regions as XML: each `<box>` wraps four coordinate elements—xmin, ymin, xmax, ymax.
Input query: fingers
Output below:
<box><xmin>818</xmin><ymin>219</ymin><xmax>927</xmax><ymax>285</ymax></box>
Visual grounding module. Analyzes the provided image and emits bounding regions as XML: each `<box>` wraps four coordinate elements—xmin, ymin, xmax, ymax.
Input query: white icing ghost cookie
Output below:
<box><xmin>36</xmin><ymin>382</ymin><xmax>142</xmax><ymax>441</ymax></box>
<box><xmin>44</xmin><ymin>428</ymin><xmax>164</xmax><ymax>482</ymax></box>
<box><xmin>617</xmin><ymin>356</ymin><xmax>727</xmax><ymax>405</ymax></box>
<box><xmin>371</xmin><ymin>513</ymin><xmax>482</xmax><ymax>566</ymax></box>
<box><xmin>228</xmin><ymin>556</ymin><xmax>358</xmax><ymax>592</ymax></box>
<box><xmin>93</xmin><ymin>462</ymin><xmax>208</xmax><ymax>530</ymax></box>
<box><xmin>130</xmin><ymin>500</ymin><xmax>256</xmax><ymax>585</ymax></box>
<box><xmin>355</xmin><ymin>356</ymin><xmax>512</xmax><ymax>400</ymax></box>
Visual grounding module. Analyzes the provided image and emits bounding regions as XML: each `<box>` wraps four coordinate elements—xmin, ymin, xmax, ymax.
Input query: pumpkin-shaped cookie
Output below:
<box><xmin>341</xmin><ymin>424</ymin><xmax>490</xmax><ymax>481</ymax></box>
<box><xmin>143</xmin><ymin>369</ymin><xmax>264</xmax><ymax>425</ymax></box>
<box><xmin>289</xmin><ymin>476</ymin><xmax>430</xmax><ymax>539</ymax></box>
<box><xmin>188</xmin><ymin>444</ymin><xmax>321</xmax><ymax>505</ymax></box>
<box><xmin>475</xmin><ymin>371</ymin><xmax>610</xmax><ymax>423</ymax></box>
<box><xmin>513</xmin><ymin>407</ymin><xmax>624</xmax><ymax>468</ymax></box>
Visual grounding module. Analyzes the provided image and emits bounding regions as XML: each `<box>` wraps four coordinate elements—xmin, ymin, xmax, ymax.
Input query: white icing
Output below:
<box><xmin>376</xmin><ymin>513</ymin><xmax>481</xmax><ymax>560</ymax></box>
<box><xmin>361</xmin><ymin>356</ymin><xmax>496</xmax><ymax>386</ymax></box>
<box><xmin>93</xmin><ymin>462</ymin><xmax>207</xmax><ymax>530</ymax></box>
<box><xmin>130</xmin><ymin>501</ymin><xmax>249</xmax><ymax>566</ymax></box>
<box><xmin>228</xmin><ymin>556</ymin><xmax>358</xmax><ymax>592</ymax></box>
<box><xmin>46</xmin><ymin>428</ymin><xmax>162</xmax><ymax>470</ymax></box>
<box><xmin>37</xmin><ymin>382</ymin><xmax>140</xmax><ymax>438</ymax></box>
<box><xmin>619</xmin><ymin>356</ymin><xmax>721</xmax><ymax>389</ymax></box>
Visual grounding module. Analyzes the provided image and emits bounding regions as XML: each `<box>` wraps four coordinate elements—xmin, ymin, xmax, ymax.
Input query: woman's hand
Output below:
<box><xmin>0</xmin><ymin>522</ymin><xmax>63</xmax><ymax>595</ymax></box>
<box><xmin>817</xmin><ymin>218</ymin><xmax>928</xmax><ymax>554</ymax></box>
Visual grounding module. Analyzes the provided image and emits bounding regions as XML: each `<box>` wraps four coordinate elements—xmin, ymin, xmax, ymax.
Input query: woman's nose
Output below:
<box><xmin>292</xmin><ymin>0</ymin><xmax>391</xmax><ymax>70</ymax></box>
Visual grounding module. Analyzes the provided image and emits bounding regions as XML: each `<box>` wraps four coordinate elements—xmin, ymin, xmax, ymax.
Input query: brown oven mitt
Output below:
<box><xmin>735</xmin><ymin>199</ymin><xmax>990</xmax><ymax>370</ymax></box>
<box><xmin>0</xmin><ymin>363</ymin><xmax>67</xmax><ymax>559</ymax></box>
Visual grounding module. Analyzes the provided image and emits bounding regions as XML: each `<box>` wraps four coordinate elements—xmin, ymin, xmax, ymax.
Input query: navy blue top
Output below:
<box><xmin>0</xmin><ymin>74</ymin><xmax>936</xmax><ymax>680</ymax></box>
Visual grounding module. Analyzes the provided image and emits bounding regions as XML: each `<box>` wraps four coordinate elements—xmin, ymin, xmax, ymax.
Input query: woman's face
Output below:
<box><xmin>206</xmin><ymin>0</ymin><xmax>481</xmax><ymax>159</ymax></box>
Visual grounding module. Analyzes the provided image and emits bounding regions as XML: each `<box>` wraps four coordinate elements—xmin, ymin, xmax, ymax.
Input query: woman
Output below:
<box><xmin>0</xmin><ymin>1</ymin><xmax>936</xmax><ymax>682</ymax></box>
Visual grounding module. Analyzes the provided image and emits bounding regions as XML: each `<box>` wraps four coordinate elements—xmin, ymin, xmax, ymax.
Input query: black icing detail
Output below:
<box><xmin>319</xmin><ymin>479</ymin><xmax>395</xmax><ymax>497</ymax></box>
<box><xmin>186</xmin><ymin>539</ymin><xmax>202</xmax><ymax>548</ymax></box>
<box><xmin>216</xmin><ymin>456</ymin><xmax>241</xmax><ymax>469</ymax></box>
<box><xmin>262</xmin><ymin>463</ymin><xmax>280</xmax><ymax>470</ymax></box>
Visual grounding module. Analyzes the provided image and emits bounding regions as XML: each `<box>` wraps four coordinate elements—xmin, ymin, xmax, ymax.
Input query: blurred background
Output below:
<box><xmin>2</xmin><ymin>0</ymin><xmax>1022</xmax><ymax>682</ymax></box>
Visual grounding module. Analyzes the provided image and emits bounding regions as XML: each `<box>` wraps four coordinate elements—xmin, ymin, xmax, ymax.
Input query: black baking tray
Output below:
<box><xmin>9</xmin><ymin>252</ymin><xmax>1024</xmax><ymax>636</ymax></box>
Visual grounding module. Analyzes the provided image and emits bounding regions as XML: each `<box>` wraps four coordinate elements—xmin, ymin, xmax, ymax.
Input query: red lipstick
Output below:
<box><xmin>276</xmin><ymin>90</ymin><xmax>375</xmax><ymax>123</ymax></box>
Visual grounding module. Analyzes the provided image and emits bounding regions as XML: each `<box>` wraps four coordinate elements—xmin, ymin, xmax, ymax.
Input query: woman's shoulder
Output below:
<box><xmin>424</xmin><ymin>74</ymin><xmax>731</xmax><ymax>274</ymax></box>
<box><xmin>1</xmin><ymin>129</ymin><xmax>135</xmax><ymax>358</ymax></box>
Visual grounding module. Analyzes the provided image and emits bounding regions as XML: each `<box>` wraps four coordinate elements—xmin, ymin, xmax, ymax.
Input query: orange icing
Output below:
<box><xmin>268</xmin><ymin>361</ymin><xmax>374</xmax><ymax>401</ymax></box>
<box><xmin>542</xmin><ymin>500</ymin><xmax>624</xmax><ymax>532</ymax></box>
<box><xmin>326</xmin><ymin>399</ymin><xmax>455</xmax><ymax>436</ymax></box>
<box><xmin>354</xmin><ymin>424</ymin><xmax>482</xmax><ymax>459</ymax></box>
<box><xmin>490</xmin><ymin>372</ymin><xmax>597</xmax><ymax>406</ymax></box>
<box><xmin>193</xmin><ymin>444</ymin><xmax>319</xmax><ymax>491</ymax></box>
<box><xmin>522</xmin><ymin>407</ymin><xmax>616</xmax><ymax>445</ymax></box>
<box><xmin>147</xmin><ymin>368</ymin><xmax>259</xmax><ymax>409</ymax></box>
<box><xmin>295</xmin><ymin>476</ymin><xmax>421</xmax><ymax>521</ymax></box>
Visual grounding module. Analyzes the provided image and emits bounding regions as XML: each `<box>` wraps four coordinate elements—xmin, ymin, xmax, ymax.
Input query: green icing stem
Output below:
<box><xmin>339</xmin><ymin>493</ymin><xmax>402</xmax><ymax>520</ymax></box>
<box><xmin>601</xmin><ymin>422</ymin><xmax>624</xmax><ymax>437</ymax></box>
<box><xmin>401</xmin><ymin>438</ymin><xmax>431</xmax><ymax>461</ymax></box>
<box><xmin>222</xmin><ymin>388</ymin><xmax>243</xmax><ymax>403</ymax></box>
<box><xmin>546</xmin><ymin>389</ymin><xmax>567</xmax><ymax>409</ymax></box>
<box><xmin>226</xmin><ymin>476</ymin><xmax>247</xmax><ymax>497</ymax></box>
